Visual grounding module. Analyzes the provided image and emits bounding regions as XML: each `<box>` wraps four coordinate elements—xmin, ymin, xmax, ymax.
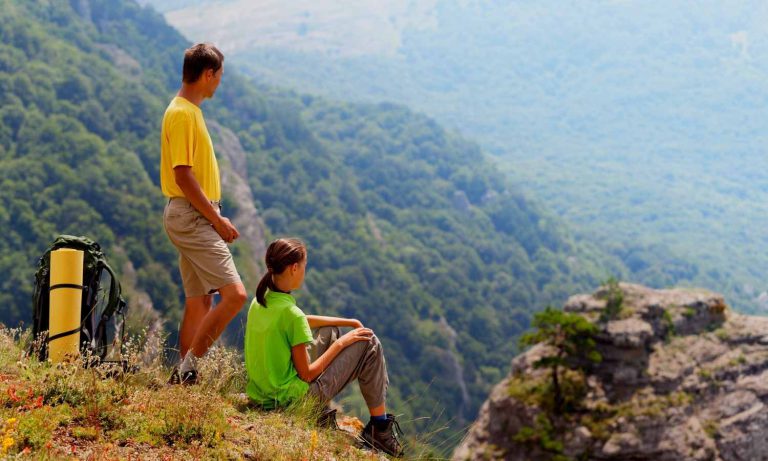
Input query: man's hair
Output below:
<box><xmin>182</xmin><ymin>43</ymin><xmax>224</xmax><ymax>84</ymax></box>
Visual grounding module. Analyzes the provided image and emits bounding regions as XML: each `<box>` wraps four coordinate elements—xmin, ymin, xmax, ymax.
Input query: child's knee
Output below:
<box><xmin>315</xmin><ymin>325</ymin><xmax>339</xmax><ymax>339</ymax></box>
<box><xmin>369</xmin><ymin>334</ymin><xmax>384</xmax><ymax>354</ymax></box>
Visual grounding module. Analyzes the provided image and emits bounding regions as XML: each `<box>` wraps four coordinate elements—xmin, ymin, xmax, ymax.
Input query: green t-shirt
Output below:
<box><xmin>244</xmin><ymin>291</ymin><xmax>314</xmax><ymax>408</ymax></box>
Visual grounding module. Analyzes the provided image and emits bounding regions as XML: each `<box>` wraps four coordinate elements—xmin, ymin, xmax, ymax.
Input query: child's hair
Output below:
<box><xmin>255</xmin><ymin>238</ymin><xmax>307</xmax><ymax>307</ymax></box>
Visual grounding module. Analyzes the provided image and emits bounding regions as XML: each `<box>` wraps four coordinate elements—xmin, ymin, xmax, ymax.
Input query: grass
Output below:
<box><xmin>703</xmin><ymin>419</ymin><xmax>719</xmax><ymax>439</ymax></box>
<box><xmin>713</xmin><ymin>328</ymin><xmax>729</xmax><ymax>341</ymax></box>
<box><xmin>0</xmin><ymin>327</ymin><xmax>440</xmax><ymax>460</ymax></box>
<box><xmin>662</xmin><ymin>308</ymin><xmax>677</xmax><ymax>340</ymax></box>
<box><xmin>507</xmin><ymin>370</ymin><xmax>589</xmax><ymax>461</ymax></box>
<box><xmin>580</xmin><ymin>391</ymin><xmax>693</xmax><ymax>442</ymax></box>
<box><xmin>597</xmin><ymin>278</ymin><xmax>625</xmax><ymax>322</ymax></box>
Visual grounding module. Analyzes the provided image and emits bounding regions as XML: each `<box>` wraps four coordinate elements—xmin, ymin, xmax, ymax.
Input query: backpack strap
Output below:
<box><xmin>47</xmin><ymin>327</ymin><xmax>81</xmax><ymax>343</ymax></box>
<box><xmin>92</xmin><ymin>259</ymin><xmax>127</xmax><ymax>358</ymax></box>
<box><xmin>99</xmin><ymin>260</ymin><xmax>125</xmax><ymax>319</ymax></box>
<box><xmin>50</xmin><ymin>283</ymin><xmax>85</xmax><ymax>291</ymax></box>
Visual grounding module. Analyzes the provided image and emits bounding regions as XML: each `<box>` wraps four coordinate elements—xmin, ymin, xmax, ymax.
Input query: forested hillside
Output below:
<box><xmin>0</xmin><ymin>0</ymin><xmax>625</xmax><ymax>445</ymax></box>
<box><xmin>147</xmin><ymin>0</ymin><xmax>768</xmax><ymax>315</ymax></box>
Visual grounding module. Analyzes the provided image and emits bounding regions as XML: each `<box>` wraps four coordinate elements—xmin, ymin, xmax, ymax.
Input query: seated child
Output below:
<box><xmin>244</xmin><ymin>238</ymin><xmax>404</xmax><ymax>457</ymax></box>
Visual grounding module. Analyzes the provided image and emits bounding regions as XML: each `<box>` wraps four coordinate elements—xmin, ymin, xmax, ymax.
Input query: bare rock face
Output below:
<box><xmin>207</xmin><ymin>121</ymin><xmax>267</xmax><ymax>280</ymax></box>
<box><xmin>454</xmin><ymin>283</ymin><xmax>768</xmax><ymax>461</ymax></box>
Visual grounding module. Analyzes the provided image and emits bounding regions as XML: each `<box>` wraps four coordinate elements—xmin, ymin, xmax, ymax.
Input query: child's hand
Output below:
<box><xmin>349</xmin><ymin>319</ymin><xmax>364</xmax><ymax>329</ymax></box>
<box><xmin>339</xmin><ymin>328</ymin><xmax>374</xmax><ymax>348</ymax></box>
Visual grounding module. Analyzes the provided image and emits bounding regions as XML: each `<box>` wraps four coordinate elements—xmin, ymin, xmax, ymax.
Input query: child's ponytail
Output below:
<box><xmin>255</xmin><ymin>270</ymin><xmax>274</xmax><ymax>307</ymax></box>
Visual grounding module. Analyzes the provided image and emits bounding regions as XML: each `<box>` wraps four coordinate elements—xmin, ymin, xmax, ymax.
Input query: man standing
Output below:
<box><xmin>160</xmin><ymin>43</ymin><xmax>247</xmax><ymax>384</ymax></box>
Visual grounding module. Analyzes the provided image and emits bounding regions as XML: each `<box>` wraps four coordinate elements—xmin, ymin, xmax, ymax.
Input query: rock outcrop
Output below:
<box><xmin>454</xmin><ymin>283</ymin><xmax>768</xmax><ymax>461</ymax></box>
<box><xmin>208</xmin><ymin>121</ymin><xmax>267</xmax><ymax>281</ymax></box>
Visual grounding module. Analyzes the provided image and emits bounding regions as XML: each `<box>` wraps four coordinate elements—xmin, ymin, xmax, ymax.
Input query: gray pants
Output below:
<box><xmin>307</xmin><ymin>326</ymin><xmax>389</xmax><ymax>409</ymax></box>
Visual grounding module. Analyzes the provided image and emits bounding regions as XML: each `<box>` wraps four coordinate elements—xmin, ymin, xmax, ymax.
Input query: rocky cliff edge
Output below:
<box><xmin>454</xmin><ymin>283</ymin><xmax>768</xmax><ymax>461</ymax></box>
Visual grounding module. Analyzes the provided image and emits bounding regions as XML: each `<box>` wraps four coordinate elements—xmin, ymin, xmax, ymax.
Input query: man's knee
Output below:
<box><xmin>220</xmin><ymin>282</ymin><xmax>248</xmax><ymax>308</ymax></box>
<box><xmin>232</xmin><ymin>286</ymin><xmax>248</xmax><ymax>307</ymax></box>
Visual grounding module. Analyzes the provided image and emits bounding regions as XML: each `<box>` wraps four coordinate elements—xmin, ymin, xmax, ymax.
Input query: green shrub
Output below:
<box><xmin>598</xmin><ymin>278</ymin><xmax>624</xmax><ymax>322</ymax></box>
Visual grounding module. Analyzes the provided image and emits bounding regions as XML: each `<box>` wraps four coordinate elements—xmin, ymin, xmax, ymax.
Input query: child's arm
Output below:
<box><xmin>292</xmin><ymin>327</ymin><xmax>374</xmax><ymax>382</ymax></box>
<box><xmin>306</xmin><ymin>315</ymin><xmax>363</xmax><ymax>329</ymax></box>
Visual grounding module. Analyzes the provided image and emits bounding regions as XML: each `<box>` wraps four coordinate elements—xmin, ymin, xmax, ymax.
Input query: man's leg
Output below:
<box><xmin>165</xmin><ymin>198</ymin><xmax>244</xmax><ymax>370</ymax></box>
<box><xmin>175</xmin><ymin>251</ymin><xmax>212</xmax><ymax>359</ymax></box>
<box><xmin>185</xmin><ymin>281</ymin><xmax>247</xmax><ymax>359</ymax></box>
<box><xmin>178</xmin><ymin>294</ymin><xmax>212</xmax><ymax>358</ymax></box>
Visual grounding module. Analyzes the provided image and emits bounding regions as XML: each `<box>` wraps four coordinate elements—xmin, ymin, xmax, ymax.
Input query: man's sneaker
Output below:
<box><xmin>316</xmin><ymin>408</ymin><xmax>339</xmax><ymax>430</ymax></box>
<box><xmin>168</xmin><ymin>367</ymin><xmax>199</xmax><ymax>385</ymax></box>
<box><xmin>180</xmin><ymin>369</ymin><xmax>198</xmax><ymax>385</ymax></box>
<box><xmin>168</xmin><ymin>366</ymin><xmax>181</xmax><ymax>385</ymax></box>
<box><xmin>360</xmin><ymin>414</ymin><xmax>404</xmax><ymax>458</ymax></box>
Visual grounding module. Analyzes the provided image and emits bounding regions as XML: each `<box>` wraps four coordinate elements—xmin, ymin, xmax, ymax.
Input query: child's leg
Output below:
<box><xmin>308</xmin><ymin>326</ymin><xmax>340</xmax><ymax>362</ymax></box>
<box><xmin>307</xmin><ymin>334</ymin><xmax>388</xmax><ymax>414</ymax></box>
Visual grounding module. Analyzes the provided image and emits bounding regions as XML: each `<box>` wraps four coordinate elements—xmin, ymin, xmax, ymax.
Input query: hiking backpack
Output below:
<box><xmin>31</xmin><ymin>235</ymin><xmax>127</xmax><ymax>362</ymax></box>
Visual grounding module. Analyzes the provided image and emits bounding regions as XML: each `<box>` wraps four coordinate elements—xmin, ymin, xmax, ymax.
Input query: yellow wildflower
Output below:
<box><xmin>310</xmin><ymin>429</ymin><xmax>318</xmax><ymax>452</ymax></box>
<box><xmin>2</xmin><ymin>436</ymin><xmax>13</xmax><ymax>452</ymax></box>
<box><xmin>6</xmin><ymin>418</ymin><xmax>16</xmax><ymax>427</ymax></box>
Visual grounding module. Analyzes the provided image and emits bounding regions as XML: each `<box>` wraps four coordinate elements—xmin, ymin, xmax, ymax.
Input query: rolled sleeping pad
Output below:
<box><xmin>48</xmin><ymin>248</ymin><xmax>83</xmax><ymax>362</ymax></box>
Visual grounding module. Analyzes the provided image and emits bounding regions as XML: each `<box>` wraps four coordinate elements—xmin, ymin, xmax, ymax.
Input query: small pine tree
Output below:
<box><xmin>519</xmin><ymin>307</ymin><xmax>602</xmax><ymax>414</ymax></box>
<box><xmin>599</xmin><ymin>277</ymin><xmax>624</xmax><ymax>321</ymax></box>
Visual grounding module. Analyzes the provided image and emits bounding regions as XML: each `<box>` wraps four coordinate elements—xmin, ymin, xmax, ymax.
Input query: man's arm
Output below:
<box><xmin>305</xmin><ymin>315</ymin><xmax>363</xmax><ymax>329</ymax></box>
<box><xmin>174</xmin><ymin>165</ymin><xmax>239</xmax><ymax>243</ymax></box>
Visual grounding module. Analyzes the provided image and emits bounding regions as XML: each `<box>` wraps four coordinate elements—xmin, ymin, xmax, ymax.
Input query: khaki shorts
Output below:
<box><xmin>163</xmin><ymin>197</ymin><xmax>241</xmax><ymax>298</ymax></box>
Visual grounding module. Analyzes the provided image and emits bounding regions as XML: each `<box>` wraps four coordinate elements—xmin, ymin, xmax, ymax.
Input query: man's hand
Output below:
<box><xmin>213</xmin><ymin>216</ymin><xmax>239</xmax><ymax>243</ymax></box>
<box><xmin>174</xmin><ymin>166</ymin><xmax>239</xmax><ymax>243</ymax></box>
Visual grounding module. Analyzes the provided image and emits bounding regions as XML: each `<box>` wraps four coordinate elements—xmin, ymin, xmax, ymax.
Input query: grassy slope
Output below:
<box><xmin>0</xmin><ymin>327</ymin><xmax>435</xmax><ymax>460</ymax></box>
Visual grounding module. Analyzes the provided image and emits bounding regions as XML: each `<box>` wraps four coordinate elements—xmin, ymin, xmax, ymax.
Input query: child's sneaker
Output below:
<box><xmin>316</xmin><ymin>408</ymin><xmax>339</xmax><ymax>430</ymax></box>
<box><xmin>360</xmin><ymin>414</ymin><xmax>404</xmax><ymax>458</ymax></box>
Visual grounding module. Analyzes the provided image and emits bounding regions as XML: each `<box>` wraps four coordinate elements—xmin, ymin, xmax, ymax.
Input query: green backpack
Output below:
<box><xmin>31</xmin><ymin>235</ymin><xmax>127</xmax><ymax>362</ymax></box>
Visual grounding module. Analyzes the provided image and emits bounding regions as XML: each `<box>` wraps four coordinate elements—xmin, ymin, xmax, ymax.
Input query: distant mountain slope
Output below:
<box><xmin>142</xmin><ymin>0</ymin><xmax>439</xmax><ymax>57</ymax></box>
<box><xmin>145</xmin><ymin>0</ymin><xmax>768</xmax><ymax>315</ymax></box>
<box><xmin>1</xmin><ymin>0</ymin><xmax>626</xmax><ymax>447</ymax></box>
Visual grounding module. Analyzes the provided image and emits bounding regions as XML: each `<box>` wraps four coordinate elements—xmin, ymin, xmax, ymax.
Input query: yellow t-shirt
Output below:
<box><xmin>160</xmin><ymin>96</ymin><xmax>221</xmax><ymax>201</ymax></box>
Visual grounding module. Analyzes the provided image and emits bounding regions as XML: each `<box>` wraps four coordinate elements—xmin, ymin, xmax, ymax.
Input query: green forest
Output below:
<box><xmin>162</xmin><ymin>0</ymin><xmax>768</xmax><ymax>315</ymax></box>
<box><xmin>0</xmin><ymin>0</ymin><xmax>631</xmax><ymax>446</ymax></box>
